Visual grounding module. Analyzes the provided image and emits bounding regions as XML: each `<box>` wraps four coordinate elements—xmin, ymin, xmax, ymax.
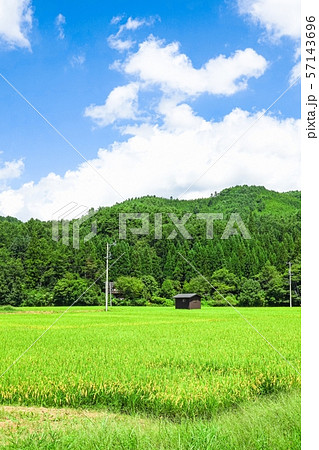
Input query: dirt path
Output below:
<box><xmin>0</xmin><ymin>404</ymin><xmax>118</xmax><ymax>445</ymax></box>
<box><xmin>0</xmin><ymin>404</ymin><xmax>153</xmax><ymax>445</ymax></box>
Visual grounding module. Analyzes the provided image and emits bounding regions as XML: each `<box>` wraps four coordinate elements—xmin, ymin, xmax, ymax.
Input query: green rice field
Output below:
<box><xmin>0</xmin><ymin>307</ymin><xmax>300</xmax><ymax>416</ymax></box>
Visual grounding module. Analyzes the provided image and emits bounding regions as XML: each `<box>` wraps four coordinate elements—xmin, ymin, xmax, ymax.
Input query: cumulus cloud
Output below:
<box><xmin>84</xmin><ymin>83</ymin><xmax>140</xmax><ymax>126</ymax></box>
<box><xmin>95</xmin><ymin>36</ymin><xmax>268</xmax><ymax>128</ymax></box>
<box><xmin>238</xmin><ymin>0</ymin><xmax>300</xmax><ymax>88</ymax></box>
<box><xmin>0</xmin><ymin>158</ymin><xmax>24</xmax><ymax>192</ymax></box>
<box><xmin>122</xmin><ymin>37</ymin><xmax>268</xmax><ymax>96</ymax></box>
<box><xmin>0</xmin><ymin>158</ymin><xmax>24</xmax><ymax>181</ymax></box>
<box><xmin>238</xmin><ymin>0</ymin><xmax>300</xmax><ymax>40</ymax></box>
<box><xmin>55</xmin><ymin>13</ymin><xmax>66</xmax><ymax>40</ymax></box>
<box><xmin>0</xmin><ymin>107</ymin><xmax>300</xmax><ymax>221</ymax></box>
<box><xmin>0</xmin><ymin>0</ymin><xmax>32</xmax><ymax>49</ymax></box>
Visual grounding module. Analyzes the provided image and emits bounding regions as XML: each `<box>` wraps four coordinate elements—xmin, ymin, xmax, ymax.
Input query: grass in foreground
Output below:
<box><xmin>0</xmin><ymin>390</ymin><xmax>300</xmax><ymax>449</ymax></box>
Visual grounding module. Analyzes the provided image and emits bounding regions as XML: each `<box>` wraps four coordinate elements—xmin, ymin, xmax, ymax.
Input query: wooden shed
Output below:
<box><xmin>173</xmin><ymin>293</ymin><xmax>201</xmax><ymax>309</ymax></box>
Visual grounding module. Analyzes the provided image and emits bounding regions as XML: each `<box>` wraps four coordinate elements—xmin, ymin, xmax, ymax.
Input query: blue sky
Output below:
<box><xmin>0</xmin><ymin>0</ymin><xmax>300</xmax><ymax>220</ymax></box>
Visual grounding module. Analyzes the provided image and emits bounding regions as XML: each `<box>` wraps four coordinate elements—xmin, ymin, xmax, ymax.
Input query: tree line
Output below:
<box><xmin>0</xmin><ymin>185</ymin><xmax>301</xmax><ymax>307</ymax></box>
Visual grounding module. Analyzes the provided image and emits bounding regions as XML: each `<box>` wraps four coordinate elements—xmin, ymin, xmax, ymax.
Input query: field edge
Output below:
<box><xmin>0</xmin><ymin>389</ymin><xmax>301</xmax><ymax>449</ymax></box>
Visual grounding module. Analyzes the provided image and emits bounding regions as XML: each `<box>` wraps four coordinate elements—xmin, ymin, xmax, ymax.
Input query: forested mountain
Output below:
<box><xmin>0</xmin><ymin>185</ymin><xmax>301</xmax><ymax>307</ymax></box>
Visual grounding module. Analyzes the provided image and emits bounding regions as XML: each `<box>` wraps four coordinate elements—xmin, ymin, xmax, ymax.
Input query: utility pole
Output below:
<box><xmin>105</xmin><ymin>241</ymin><xmax>116</xmax><ymax>312</ymax></box>
<box><xmin>105</xmin><ymin>242</ymin><xmax>109</xmax><ymax>312</ymax></box>
<box><xmin>288</xmin><ymin>261</ymin><xmax>292</xmax><ymax>307</ymax></box>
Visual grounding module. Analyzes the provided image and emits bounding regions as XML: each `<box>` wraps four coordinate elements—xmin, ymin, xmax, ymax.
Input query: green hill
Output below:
<box><xmin>0</xmin><ymin>185</ymin><xmax>300</xmax><ymax>307</ymax></box>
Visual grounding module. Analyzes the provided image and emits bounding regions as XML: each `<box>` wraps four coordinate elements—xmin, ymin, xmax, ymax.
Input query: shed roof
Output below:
<box><xmin>173</xmin><ymin>293</ymin><xmax>200</xmax><ymax>299</ymax></box>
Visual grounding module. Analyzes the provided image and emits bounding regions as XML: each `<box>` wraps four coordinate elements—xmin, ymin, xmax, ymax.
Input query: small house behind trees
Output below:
<box><xmin>174</xmin><ymin>293</ymin><xmax>201</xmax><ymax>309</ymax></box>
<box><xmin>109</xmin><ymin>282</ymin><xmax>123</xmax><ymax>300</ymax></box>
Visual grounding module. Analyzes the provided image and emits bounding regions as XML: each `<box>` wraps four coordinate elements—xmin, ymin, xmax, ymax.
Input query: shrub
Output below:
<box><xmin>183</xmin><ymin>277</ymin><xmax>210</xmax><ymax>298</ymax></box>
<box><xmin>150</xmin><ymin>297</ymin><xmax>174</xmax><ymax>307</ymax></box>
<box><xmin>111</xmin><ymin>297</ymin><xmax>128</xmax><ymax>306</ymax></box>
<box><xmin>0</xmin><ymin>305</ymin><xmax>16</xmax><ymax>312</ymax></box>
<box><xmin>21</xmin><ymin>289</ymin><xmax>53</xmax><ymax>307</ymax></box>
<box><xmin>141</xmin><ymin>275</ymin><xmax>159</xmax><ymax>300</ymax></box>
<box><xmin>115</xmin><ymin>277</ymin><xmax>145</xmax><ymax>301</ymax></box>
<box><xmin>132</xmin><ymin>298</ymin><xmax>148</xmax><ymax>306</ymax></box>
<box><xmin>53</xmin><ymin>274</ymin><xmax>100</xmax><ymax>306</ymax></box>
<box><xmin>160</xmin><ymin>279</ymin><xmax>180</xmax><ymax>299</ymax></box>
<box><xmin>238</xmin><ymin>279</ymin><xmax>265</xmax><ymax>306</ymax></box>
<box><xmin>209</xmin><ymin>293</ymin><xmax>238</xmax><ymax>307</ymax></box>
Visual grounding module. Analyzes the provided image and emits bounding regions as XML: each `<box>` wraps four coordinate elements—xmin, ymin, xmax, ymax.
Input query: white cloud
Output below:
<box><xmin>120</xmin><ymin>17</ymin><xmax>154</xmax><ymax>32</ymax></box>
<box><xmin>84</xmin><ymin>83</ymin><xmax>140</xmax><ymax>126</ymax></box>
<box><xmin>111</xmin><ymin>15</ymin><xmax>124</xmax><ymax>25</ymax></box>
<box><xmin>93</xmin><ymin>37</ymin><xmax>268</xmax><ymax>130</ymax></box>
<box><xmin>108</xmin><ymin>35</ymin><xmax>134</xmax><ymax>52</ymax></box>
<box><xmin>238</xmin><ymin>0</ymin><xmax>300</xmax><ymax>40</ymax></box>
<box><xmin>0</xmin><ymin>158</ymin><xmax>24</xmax><ymax>191</ymax></box>
<box><xmin>238</xmin><ymin>1</ymin><xmax>300</xmax><ymax>88</ymax></box>
<box><xmin>0</xmin><ymin>0</ymin><xmax>32</xmax><ymax>49</ymax></box>
<box><xmin>294</xmin><ymin>47</ymin><xmax>301</xmax><ymax>60</ymax></box>
<box><xmin>119</xmin><ymin>17</ymin><xmax>149</xmax><ymax>32</ymax></box>
<box><xmin>116</xmin><ymin>16</ymin><xmax>158</xmax><ymax>34</ymax></box>
<box><xmin>0</xmin><ymin>107</ymin><xmax>300</xmax><ymax>221</ymax></box>
<box><xmin>70</xmin><ymin>54</ymin><xmax>86</xmax><ymax>67</ymax></box>
<box><xmin>108</xmin><ymin>16</ymin><xmax>157</xmax><ymax>52</ymax></box>
<box><xmin>122</xmin><ymin>37</ymin><xmax>268</xmax><ymax>96</ymax></box>
<box><xmin>0</xmin><ymin>158</ymin><xmax>24</xmax><ymax>181</ymax></box>
<box><xmin>55</xmin><ymin>13</ymin><xmax>66</xmax><ymax>40</ymax></box>
<box><xmin>289</xmin><ymin>45</ymin><xmax>301</xmax><ymax>86</ymax></box>
<box><xmin>289</xmin><ymin>60</ymin><xmax>301</xmax><ymax>86</ymax></box>
<box><xmin>158</xmin><ymin>99</ymin><xmax>207</xmax><ymax>133</ymax></box>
